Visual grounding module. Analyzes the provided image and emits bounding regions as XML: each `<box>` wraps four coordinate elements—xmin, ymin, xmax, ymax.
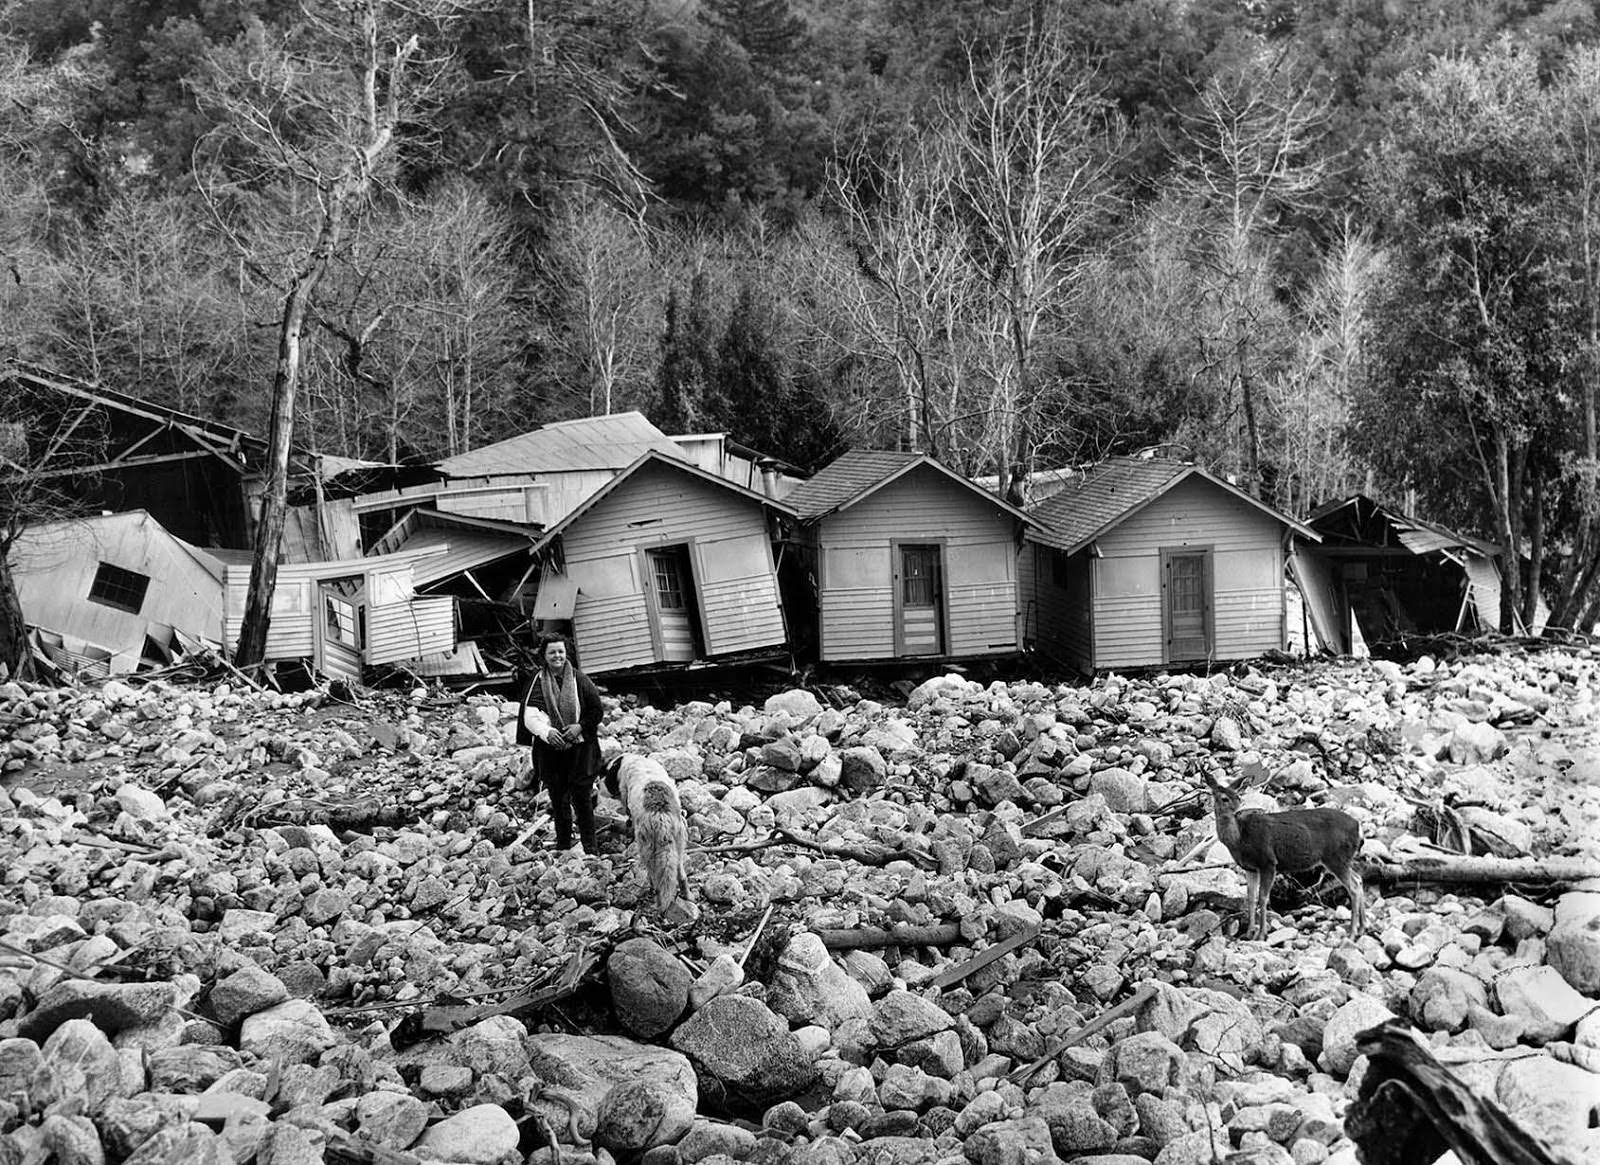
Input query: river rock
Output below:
<box><xmin>526</xmin><ymin>1034</ymin><xmax>698</xmax><ymax>1142</ymax></box>
<box><xmin>669</xmin><ymin>994</ymin><xmax>816</xmax><ymax>1107</ymax></box>
<box><xmin>18</xmin><ymin>980</ymin><xmax>177</xmax><ymax>1042</ymax></box>
<box><xmin>768</xmin><ymin>932</ymin><xmax>873</xmax><ymax>1030</ymax></box>
<box><xmin>237</xmin><ymin>999</ymin><xmax>335</xmax><ymax>1064</ymax></box>
<box><xmin>414</xmin><ymin>1103</ymin><xmax>520</xmax><ymax>1164</ymax></box>
<box><xmin>609</xmin><ymin>937</ymin><xmax>691</xmax><ymax>1038</ymax></box>
<box><xmin>595</xmin><ymin>1078</ymin><xmax>697</xmax><ymax>1153</ymax></box>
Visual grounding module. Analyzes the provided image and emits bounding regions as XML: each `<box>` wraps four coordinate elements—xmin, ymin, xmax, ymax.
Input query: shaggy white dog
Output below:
<box><xmin>602</xmin><ymin>754</ymin><xmax>689</xmax><ymax>913</ymax></box>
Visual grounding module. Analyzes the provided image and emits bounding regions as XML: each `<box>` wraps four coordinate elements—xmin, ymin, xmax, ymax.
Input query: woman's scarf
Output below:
<box><xmin>540</xmin><ymin>663</ymin><xmax>581</xmax><ymax>730</ymax></box>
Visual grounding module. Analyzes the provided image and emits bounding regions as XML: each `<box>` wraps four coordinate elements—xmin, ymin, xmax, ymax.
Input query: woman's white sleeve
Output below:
<box><xmin>522</xmin><ymin>704</ymin><xmax>554</xmax><ymax>742</ymax></box>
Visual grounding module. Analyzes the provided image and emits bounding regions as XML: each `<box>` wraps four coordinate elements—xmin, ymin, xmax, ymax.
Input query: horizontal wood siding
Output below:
<box><xmin>573</xmin><ymin>590</ymin><xmax>654</xmax><ymax>673</ymax></box>
<box><xmin>820</xmin><ymin>584</ymin><xmax>895</xmax><ymax>660</ymax></box>
<box><xmin>10</xmin><ymin>513</ymin><xmax>227</xmax><ymax>660</ymax></box>
<box><xmin>224</xmin><ymin>572</ymin><xmax>315</xmax><ymax>659</ymax></box>
<box><xmin>1092</xmin><ymin>477</ymin><xmax>1285</xmax><ymax>668</ymax></box>
<box><xmin>818</xmin><ymin>466</ymin><xmax>1018</xmax><ymax>661</ymax></box>
<box><xmin>321</xmin><ymin>638</ymin><xmax>362</xmax><ymax>684</ymax></box>
<box><xmin>695</xmin><ymin>534</ymin><xmax>786</xmax><ymax>655</ymax></box>
<box><xmin>367</xmin><ymin>595</ymin><xmax>455</xmax><ymax>664</ymax></box>
<box><xmin>564</xmin><ymin>463</ymin><xmax>783</xmax><ymax>669</ymax></box>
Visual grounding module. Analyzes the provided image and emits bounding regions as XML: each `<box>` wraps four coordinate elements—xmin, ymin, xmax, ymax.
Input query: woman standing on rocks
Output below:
<box><xmin>517</xmin><ymin>633</ymin><xmax>605</xmax><ymax>853</ymax></box>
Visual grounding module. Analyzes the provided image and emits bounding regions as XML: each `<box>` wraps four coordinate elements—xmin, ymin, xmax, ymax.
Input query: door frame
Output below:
<box><xmin>1159</xmin><ymin>545</ymin><xmax>1214</xmax><ymax>664</ymax></box>
<box><xmin>636</xmin><ymin>539</ymin><xmax>709</xmax><ymax>662</ymax></box>
<box><xmin>891</xmin><ymin>538</ymin><xmax>948</xmax><ymax>657</ymax></box>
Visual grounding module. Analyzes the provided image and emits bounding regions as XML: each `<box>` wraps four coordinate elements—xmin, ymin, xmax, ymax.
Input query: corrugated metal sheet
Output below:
<box><xmin>784</xmin><ymin>450</ymin><xmax>922</xmax><ymax>520</ymax></box>
<box><xmin>435</xmin><ymin>412</ymin><xmax>685</xmax><ymax>477</ymax></box>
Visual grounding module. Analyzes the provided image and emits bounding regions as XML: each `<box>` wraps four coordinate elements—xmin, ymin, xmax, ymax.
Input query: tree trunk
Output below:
<box><xmin>0</xmin><ymin>539</ymin><xmax>34</xmax><ymax>682</ymax></box>
<box><xmin>1524</xmin><ymin>474</ymin><xmax>1543</xmax><ymax>633</ymax></box>
<box><xmin>235</xmin><ymin>199</ymin><xmax>346</xmax><ymax>669</ymax></box>
<box><xmin>1492</xmin><ymin>427</ymin><xmax>1521</xmax><ymax>634</ymax></box>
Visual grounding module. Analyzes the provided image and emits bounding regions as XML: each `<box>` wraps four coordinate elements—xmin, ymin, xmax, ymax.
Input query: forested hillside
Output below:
<box><xmin>5</xmin><ymin>0</ymin><xmax>1600</xmax><ymax>628</ymax></box>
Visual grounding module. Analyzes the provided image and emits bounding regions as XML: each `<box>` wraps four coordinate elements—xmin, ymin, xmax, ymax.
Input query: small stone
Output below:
<box><xmin>596</xmin><ymin>1078</ymin><xmax>697</xmax><ymax>1153</ymax></box>
<box><xmin>237</xmin><ymin>999</ymin><xmax>335</xmax><ymax>1065</ymax></box>
<box><xmin>414</xmin><ymin>1103</ymin><xmax>520</xmax><ymax>1165</ymax></box>
<box><xmin>208</xmin><ymin>965</ymin><xmax>289</xmax><ymax>1027</ymax></box>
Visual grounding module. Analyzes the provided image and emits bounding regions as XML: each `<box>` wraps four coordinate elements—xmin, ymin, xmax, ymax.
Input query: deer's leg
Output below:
<box><xmin>1255</xmin><ymin>864</ymin><xmax>1276</xmax><ymax>939</ymax></box>
<box><xmin>1339</xmin><ymin>864</ymin><xmax>1365</xmax><ymax>937</ymax></box>
<box><xmin>1241</xmin><ymin>867</ymin><xmax>1259</xmax><ymax>938</ymax></box>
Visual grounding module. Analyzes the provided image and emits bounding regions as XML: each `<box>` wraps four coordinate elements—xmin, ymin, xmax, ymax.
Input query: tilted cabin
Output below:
<box><xmin>529</xmin><ymin>451</ymin><xmax>795</xmax><ymax>674</ymax></box>
<box><xmin>218</xmin><ymin>550</ymin><xmax>456</xmax><ymax>683</ymax></box>
<box><xmin>7</xmin><ymin>511</ymin><xmax>228</xmax><ymax>675</ymax></box>
<box><xmin>1024</xmin><ymin>457</ymin><xmax>1317</xmax><ymax>671</ymax></box>
<box><xmin>783</xmin><ymin>451</ymin><xmax>1037</xmax><ymax>663</ymax></box>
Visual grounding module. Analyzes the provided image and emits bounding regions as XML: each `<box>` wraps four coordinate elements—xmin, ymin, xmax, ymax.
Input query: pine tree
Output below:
<box><xmin>655</xmin><ymin>272</ymin><xmax>721</xmax><ymax>433</ymax></box>
<box><xmin>703</xmin><ymin>0</ymin><xmax>807</xmax><ymax>73</ymax></box>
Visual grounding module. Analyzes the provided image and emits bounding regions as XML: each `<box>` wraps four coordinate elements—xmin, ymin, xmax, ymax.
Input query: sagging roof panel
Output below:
<box><xmin>434</xmin><ymin>412</ymin><xmax>686</xmax><ymax>477</ymax></box>
<box><xmin>782</xmin><ymin>450</ymin><xmax>924</xmax><ymax>520</ymax></box>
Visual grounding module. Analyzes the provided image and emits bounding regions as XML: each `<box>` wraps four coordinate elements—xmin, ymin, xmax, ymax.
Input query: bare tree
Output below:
<box><xmin>194</xmin><ymin>0</ymin><xmax>477</xmax><ymax>669</ymax></box>
<box><xmin>547</xmin><ymin>190</ymin><xmax>661</xmax><ymax>417</ymax></box>
<box><xmin>1166</xmin><ymin>43</ymin><xmax>1329</xmax><ymax>500</ymax></box>
<box><xmin>946</xmin><ymin>23</ymin><xmax>1123</xmax><ymax>500</ymax></box>
<box><xmin>825</xmin><ymin>134</ymin><xmax>980</xmax><ymax>456</ymax></box>
<box><xmin>1275</xmin><ymin>220</ymin><xmax>1383</xmax><ymax>516</ymax></box>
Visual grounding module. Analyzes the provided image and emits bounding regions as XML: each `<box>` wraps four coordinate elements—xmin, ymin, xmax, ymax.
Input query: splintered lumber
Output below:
<box><xmin>931</xmin><ymin>923</ymin><xmax>1040</xmax><ymax>990</ymax></box>
<box><xmin>1346</xmin><ymin>1020</ymin><xmax>1581</xmax><ymax>1165</ymax></box>
<box><xmin>394</xmin><ymin>948</ymin><xmax>599</xmax><ymax>1041</ymax></box>
<box><xmin>1366</xmin><ymin>854</ymin><xmax>1600</xmax><ymax>888</ymax></box>
<box><xmin>817</xmin><ymin>923</ymin><xmax>963</xmax><ymax>950</ymax></box>
<box><xmin>1010</xmin><ymin>983</ymin><xmax>1160</xmax><ymax>1085</ymax></box>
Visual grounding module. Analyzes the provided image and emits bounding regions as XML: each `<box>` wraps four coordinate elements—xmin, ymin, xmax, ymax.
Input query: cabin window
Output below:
<box><xmin>88</xmin><ymin>563</ymin><xmax>150</xmax><ymax>614</ymax></box>
<box><xmin>325</xmin><ymin>595</ymin><xmax>364</xmax><ymax>650</ymax></box>
<box><xmin>649</xmin><ymin>549</ymin><xmax>687</xmax><ymax>610</ymax></box>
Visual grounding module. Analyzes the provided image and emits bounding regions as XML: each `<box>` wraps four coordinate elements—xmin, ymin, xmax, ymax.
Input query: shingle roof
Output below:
<box><xmin>1028</xmin><ymin>457</ymin><xmax>1313</xmax><ymax>553</ymax></box>
<box><xmin>435</xmin><ymin>412</ymin><xmax>684</xmax><ymax>477</ymax></box>
<box><xmin>781</xmin><ymin>450</ymin><xmax>930</xmax><ymax>520</ymax></box>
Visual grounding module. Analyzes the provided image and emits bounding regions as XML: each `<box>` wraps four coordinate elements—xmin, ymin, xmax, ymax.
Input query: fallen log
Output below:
<box><xmin>1346</xmin><ymin>1019</ymin><xmax>1581</xmax><ymax>1165</ymax></box>
<box><xmin>775</xmin><ymin>826</ymin><xmax>935</xmax><ymax>869</ymax></box>
<box><xmin>817</xmin><ymin>923</ymin><xmax>963</xmax><ymax>950</ymax></box>
<box><xmin>1366</xmin><ymin>854</ymin><xmax>1600</xmax><ymax>887</ymax></box>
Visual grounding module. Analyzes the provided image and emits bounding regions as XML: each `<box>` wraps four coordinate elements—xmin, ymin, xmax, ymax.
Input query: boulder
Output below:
<box><xmin>414</xmin><ymin>1103</ymin><xmax>520</xmax><ymax>1165</ymax></box>
<box><xmin>609</xmin><ymin>937</ymin><xmax>692</xmax><ymax>1039</ymax></box>
<box><xmin>208</xmin><ymin>966</ymin><xmax>288</xmax><ymax>1027</ymax></box>
<box><xmin>1493</xmin><ymin>965</ymin><xmax>1593</xmax><ymax>1043</ymax></box>
<box><xmin>1318</xmin><ymin>996</ymin><xmax>1395</xmax><ymax>1077</ymax></box>
<box><xmin>18</xmin><ymin>981</ymin><xmax>176</xmax><ymax>1042</ymax></box>
<box><xmin>525</xmin><ymin>1033</ymin><xmax>698</xmax><ymax>1142</ymax></box>
<box><xmin>767</xmin><ymin>932</ymin><xmax>873</xmax><ymax>1030</ymax></box>
<box><xmin>1547</xmin><ymin>891</ymin><xmax>1600</xmax><ymax>996</ymax></box>
<box><xmin>595</xmin><ymin>1078</ymin><xmax>697</xmax><ymax>1153</ymax></box>
<box><xmin>669</xmin><ymin>994</ymin><xmax>816</xmax><ymax>1107</ymax></box>
<box><xmin>870</xmin><ymin>991</ymin><xmax>953</xmax><ymax>1048</ymax></box>
<box><xmin>237</xmin><ymin>999</ymin><xmax>335</xmax><ymax>1065</ymax></box>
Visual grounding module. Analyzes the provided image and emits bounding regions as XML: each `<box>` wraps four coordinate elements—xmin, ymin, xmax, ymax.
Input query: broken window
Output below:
<box><xmin>325</xmin><ymin>595</ymin><xmax>363</xmax><ymax>650</ymax></box>
<box><xmin>88</xmin><ymin>563</ymin><xmax>150</xmax><ymax>614</ymax></box>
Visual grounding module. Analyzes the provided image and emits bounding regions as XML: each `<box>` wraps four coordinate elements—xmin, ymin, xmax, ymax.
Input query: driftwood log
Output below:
<box><xmin>817</xmin><ymin>923</ymin><xmax>963</xmax><ymax>950</ymax></box>
<box><xmin>1346</xmin><ymin>1020</ymin><xmax>1582</xmax><ymax>1165</ymax></box>
<box><xmin>1366</xmin><ymin>854</ymin><xmax>1600</xmax><ymax>888</ymax></box>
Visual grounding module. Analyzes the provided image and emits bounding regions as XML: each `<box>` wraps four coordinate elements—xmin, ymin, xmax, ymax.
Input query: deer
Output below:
<box><xmin>1201</xmin><ymin>767</ymin><xmax>1368</xmax><ymax>941</ymax></box>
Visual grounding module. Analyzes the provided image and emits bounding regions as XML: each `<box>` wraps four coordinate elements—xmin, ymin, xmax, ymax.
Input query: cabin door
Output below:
<box><xmin>645</xmin><ymin>545</ymin><xmax>703</xmax><ymax>662</ymax></box>
<box><xmin>1161</xmin><ymin>548</ymin><xmax>1213</xmax><ymax>663</ymax></box>
<box><xmin>315</xmin><ymin>574</ymin><xmax>365</xmax><ymax>682</ymax></box>
<box><xmin>894</xmin><ymin>543</ymin><xmax>945</xmax><ymax>656</ymax></box>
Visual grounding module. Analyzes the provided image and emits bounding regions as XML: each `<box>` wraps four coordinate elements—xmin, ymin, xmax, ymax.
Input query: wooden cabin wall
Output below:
<box><xmin>10</xmin><ymin>512</ymin><xmax>226</xmax><ymax>671</ymax></box>
<box><xmin>561</xmin><ymin>462</ymin><xmax>786</xmax><ymax>673</ymax></box>
<box><xmin>816</xmin><ymin>467</ymin><xmax>1018</xmax><ymax>662</ymax></box>
<box><xmin>1091</xmin><ymin>479</ymin><xmax>1285</xmax><ymax>668</ymax></box>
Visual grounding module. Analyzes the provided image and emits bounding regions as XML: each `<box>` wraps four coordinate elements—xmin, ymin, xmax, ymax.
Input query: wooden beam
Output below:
<box><xmin>3</xmin><ymin>449</ymin><xmax>219</xmax><ymax>482</ymax></box>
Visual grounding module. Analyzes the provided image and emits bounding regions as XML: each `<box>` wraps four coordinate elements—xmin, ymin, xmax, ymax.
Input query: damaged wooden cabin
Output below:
<box><xmin>1023</xmin><ymin>455</ymin><xmax>1319</xmax><ymax>672</ymax></box>
<box><xmin>1295</xmin><ymin>494</ymin><xmax>1542</xmax><ymax>654</ymax></box>
<box><xmin>781</xmin><ymin>451</ymin><xmax>1039</xmax><ymax>665</ymax></box>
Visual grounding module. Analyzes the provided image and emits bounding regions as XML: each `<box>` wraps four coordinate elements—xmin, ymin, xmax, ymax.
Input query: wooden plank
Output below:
<box><xmin>931</xmin><ymin>923</ymin><xmax>1039</xmax><ymax>990</ymax></box>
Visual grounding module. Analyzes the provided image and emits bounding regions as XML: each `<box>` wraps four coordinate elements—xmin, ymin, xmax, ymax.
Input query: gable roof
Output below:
<box><xmin>784</xmin><ymin>450</ymin><xmax>1039</xmax><ymax>526</ymax></box>
<box><xmin>1308</xmin><ymin>494</ymin><xmax>1502</xmax><ymax>558</ymax></box>
<box><xmin>1027</xmin><ymin>457</ymin><xmax>1317</xmax><ymax>554</ymax></box>
<box><xmin>434</xmin><ymin>412</ymin><xmax>685</xmax><ymax>478</ymax></box>
<box><xmin>532</xmin><ymin>450</ymin><xmax>796</xmax><ymax>550</ymax></box>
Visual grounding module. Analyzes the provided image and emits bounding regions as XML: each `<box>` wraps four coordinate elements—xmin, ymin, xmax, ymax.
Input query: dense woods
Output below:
<box><xmin>5</xmin><ymin>0</ymin><xmax>1600</xmax><ymax>628</ymax></box>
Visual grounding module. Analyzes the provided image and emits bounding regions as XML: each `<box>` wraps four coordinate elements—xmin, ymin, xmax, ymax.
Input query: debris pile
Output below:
<box><xmin>1</xmin><ymin>648</ymin><xmax>1598</xmax><ymax>1165</ymax></box>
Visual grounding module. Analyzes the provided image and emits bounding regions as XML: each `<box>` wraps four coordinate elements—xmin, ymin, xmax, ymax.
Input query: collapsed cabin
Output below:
<box><xmin>1296</xmin><ymin>494</ymin><xmax>1529</xmax><ymax>654</ymax></box>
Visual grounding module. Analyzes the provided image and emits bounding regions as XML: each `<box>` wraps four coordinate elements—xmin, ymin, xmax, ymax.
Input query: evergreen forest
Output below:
<box><xmin>6</xmin><ymin>0</ymin><xmax>1600</xmax><ymax>630</ymax></box>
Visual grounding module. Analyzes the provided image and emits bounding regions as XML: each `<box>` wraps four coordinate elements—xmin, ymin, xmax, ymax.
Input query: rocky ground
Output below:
<box><xmin>1</xmin><ymin>647</ymin><xmax>1599</xmax><ymax>1165</ymax></box>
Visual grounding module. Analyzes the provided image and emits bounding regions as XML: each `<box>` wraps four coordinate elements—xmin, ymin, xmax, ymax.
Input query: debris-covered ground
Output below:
<box><xmin>2</xmin><ymin>649</ymin><xmax>1599</xmax><ymax>1165</ymax></box>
